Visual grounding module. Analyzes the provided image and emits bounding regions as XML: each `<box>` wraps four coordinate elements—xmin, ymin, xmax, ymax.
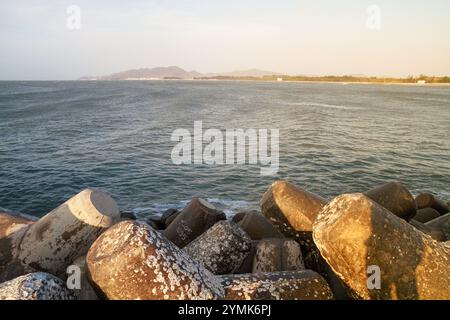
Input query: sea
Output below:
<box><xmin>0</xmin><ymin>80</ymin><xmax>449</xmax><ymax>219</ymax></box>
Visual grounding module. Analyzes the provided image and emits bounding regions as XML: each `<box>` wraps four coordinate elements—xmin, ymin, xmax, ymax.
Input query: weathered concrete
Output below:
<box><xmin>234</xmin><ymin>240</ymin><xmax>259</xmax><ymax>274</ymax></box>
<box><xmin>17</xmin><ymin>189</ymin><xmax>119</xmax><ymax>276</ymax></box>
<box><xmin>425</xmin><ymin>213</ymin><xmax>450</xmax><ymax>241</ymax></box>
<box><xmin>0</xmin><ymin>189</ymin><xmax>120</xmax><ymax>282</ymax></box>
<box><xmin>260</xmin><ymin>181</ymin><xmax>327</xmax><ymax>241</ymax></box>
<box><xmin>413</xmin><ymin>208</ymin><xmax>441</xmax><ymax>223</ymax></box>
<box><xmin>219</xmin><ymin>270</ymin><xmax>334</xmax><ymax>300</ymax></box>
<box><xmin>0</xmin><ymin>213</ymin><xmax>33</xmax><ymax>240</ymax></box>
<box><xmin>69</xmin><ymin>255</ymin><xmax>98</xmax><ymax>300</ymax></box>
<box><xmin>252</xmin><ymin>238</ymin><xmax>304</xmax><ymax>273</ymax></box>
<box><xmin>87</xmin><ymin>220</ymin><xmax>224</xmax><ymax>300</ymax></box>
<box><xmin>364</xmin><ymin>182</ymin><xmax>417</xmax><ymax>220</ymax></box>
<box><xmin>0</xmin><ymin>272</ymin><xmax>75</xmax><ymax>300</ymax></box>
<box><xmin>234</xmin><ymin>211</ymin><xmax>284</xmax><ymax>240</ymax></box>
<box><xmin>163</xmin><ymin>198</ymin><xmax>226</xmax><ymax>248</ymax></box>
<box><xmin>260</xmin><ymin>181</ymin><xmax>326</xmax><ymax>271</ymax></box>
<box><xmin>184</xmin><ymin>221</ymin><xmax>251</xmax><ymax>275</ymax></box>
<box><xmin>313</xmin><ymin>193</ymin><xmax>450</xmax><ymax>300</ymax></box>
<box><xmin>415</xmin><ymin>193</ymin><xmax>449</xmax><ymax>215</ymax></box>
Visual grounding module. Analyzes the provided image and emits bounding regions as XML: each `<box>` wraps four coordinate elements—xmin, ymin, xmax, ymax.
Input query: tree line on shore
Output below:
<box><xmin>194</xmin><ymin>74</ymin><xmax>450</xmax><ymax>83</ymax></box>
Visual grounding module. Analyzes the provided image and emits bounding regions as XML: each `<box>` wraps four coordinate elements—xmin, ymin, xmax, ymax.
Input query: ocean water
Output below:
<box><xmin>0</xmin><ymin>80</ymin><xmax>449</xmax><ymax>219</ymax></box>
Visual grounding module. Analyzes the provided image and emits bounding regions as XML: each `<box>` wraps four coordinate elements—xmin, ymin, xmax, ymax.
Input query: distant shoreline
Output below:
<box><xmin>76</xmin><ymin>78</ymin><xmax>450</xmax><ymax>87</ymax></box>
<box><xmin>2</xmin><ymin>79</ymin><xmax>450</xmax><ymax>86</ymax></box>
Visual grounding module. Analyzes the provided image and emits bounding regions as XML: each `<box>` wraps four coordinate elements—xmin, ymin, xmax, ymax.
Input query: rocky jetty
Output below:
<box><xmin>0</xmin><ymin>182</ymin><xmax>448</xmax><ymax>300</ymax></box>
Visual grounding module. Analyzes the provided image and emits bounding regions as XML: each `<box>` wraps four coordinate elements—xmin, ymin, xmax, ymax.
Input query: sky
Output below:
<box><xmin>1</xmin><ymin>0</ymin><xmax>450</xmax><ymax>80</ymax></box>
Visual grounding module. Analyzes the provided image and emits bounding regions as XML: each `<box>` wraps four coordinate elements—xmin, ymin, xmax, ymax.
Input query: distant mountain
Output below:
<box><xmin>79</xmin><ymin>66</ymin><xmax>203</xmax><ymax>80</ymax></box>
<box><xmin>79</xmin><ymin>67</ymin><xmax>281</xmax><ymax>80</ymax></box>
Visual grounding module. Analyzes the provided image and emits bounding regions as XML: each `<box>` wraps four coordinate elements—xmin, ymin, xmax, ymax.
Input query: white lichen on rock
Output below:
<box><xmin>184</xmin><ymin>220</ymin><xmax>251</xmax><ymax>275</ymax></box>
<box><xmin>0</xmin><ymin>272</ymin><xmax>75</xmax><ymax>300</ymax></box>
<box><xmin>219</xmin><ymin>271</ymin><xmax>333</xmax><ymax>300</ymax></box>
<box><xmin>87</xmin><ymin>220</ymin><xmax>224</xmax><ymax>300</ymax></box>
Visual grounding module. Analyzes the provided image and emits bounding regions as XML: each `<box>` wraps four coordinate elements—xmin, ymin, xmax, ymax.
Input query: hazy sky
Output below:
<box><xmin>1</xmin><ymin>0</ymin><xmax>450</xmax><ymax>80</ymax></box>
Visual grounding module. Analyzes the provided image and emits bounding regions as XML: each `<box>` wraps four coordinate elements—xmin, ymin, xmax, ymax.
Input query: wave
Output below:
<box><xmin>131</xmin><ymin>198</ymin><xmax>257</xmax><ymax>219</ymax></box>
<box><xmin>285</xmin><ymin>101</ymin><xmax>361</xmax><ymax>110</ymax></box>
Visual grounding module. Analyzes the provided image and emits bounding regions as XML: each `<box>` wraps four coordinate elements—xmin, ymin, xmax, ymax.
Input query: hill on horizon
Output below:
<box><xmin>79</xmin><ymin>66</ymin><xmax>281</xmax><ymax>80</ymax></box>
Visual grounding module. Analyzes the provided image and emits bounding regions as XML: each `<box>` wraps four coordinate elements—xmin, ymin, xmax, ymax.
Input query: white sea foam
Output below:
<box><xmin>286</xmin><ymin>101</ymin><xmax>361</xmax><ymax>110</ymax></box>
<box><xmin>131</xmin><ymin>198</ymin><xmax>257</xmax><ymax>219</ymax></box>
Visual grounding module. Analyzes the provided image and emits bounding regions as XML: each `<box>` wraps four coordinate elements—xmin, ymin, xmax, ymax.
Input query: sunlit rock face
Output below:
<box><xmin>260</xmin><ymin>181</ymin><xmax>326</xmax><ymax>269</ymax></box>
<box><xmin>219</xmin><ymin>270</ymin><xmax>334</xmax><ymax>300</ymax></box>
<box><xmin>259</xmin><ymin>181</ymin><xmax>349</xmax><ymax>298</ymax></box>
<box><xmin>313</xmin><ymin>193</ymin><xmax>450</xmax><ymax>300</ymax></box>
<box><xmin>86</xmin><ymin>220</ymin><xmax>224</xmax><ymax>300</ymax></box>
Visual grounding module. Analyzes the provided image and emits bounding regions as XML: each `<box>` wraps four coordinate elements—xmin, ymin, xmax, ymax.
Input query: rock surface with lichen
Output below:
<box><xmin>313</xmin><ymin>193</ymin><xmax>450</xmax><ymax>300</ymax></box>
<box><xmin>86</xmin><ymin>220</ymin><xmax>224</xmax><ymax>300</ymax></box>
<box><xmin>0</xmin><ymin>272</ymin><xmax>75</xmax><ymax>300</ymax></box>
<box><xmin>219</xmin><ymin>270</ymin><xmax>333</xmax><ymax>300</ymax></box>
<box><xmin>252</xmin><ymin>238</ymin><xmax>305</xmax><ymax>273</ymax></box>
<box><xmin>184</xmin><ymin>220</ymin><xmax>251</xmax><ymax>275</ymax></box>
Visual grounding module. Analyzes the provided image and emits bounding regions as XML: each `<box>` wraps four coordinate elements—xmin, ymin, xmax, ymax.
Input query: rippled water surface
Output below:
<box><xmin>0</xmin><ymin>81</ymin><xmax>449</xmax><ymax>218</ymax></box>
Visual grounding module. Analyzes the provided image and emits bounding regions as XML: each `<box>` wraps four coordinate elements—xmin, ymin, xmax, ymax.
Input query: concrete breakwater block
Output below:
<box><xmin>260</xmin><ymin>181</ymin><xmax>328</xmax><ymax>273</ymax></box>
<box><xmin>413</xmin><ymin>208</ymin><xmax>441</xmax><ymax>223</ymax></box>
<box><xmin>425</xmin><ymin>213</ymin><xmax>450</xmax><ymax>241</ymax></box>
<box><xmin>232</xmin><ymin>210</ymin><xmax>284</xmax><ymax>240</ymax></box>
<box><xmin>234</xmin><ymin>240</ymin><xmax>259</xmax><ymax>274</ymax></box>
<box><xmin>0</xmin><ymin>272</ymin><xmax>75</xmax><ymax>300</ymax></box>
<box><xmin>409</xmin><ymin>220</ymin><xmax>446</xmax><ymax>241</ymax></box>
<box><xmin>219</xmin><ymin>270</ymin><xmax>334</xmax><ymax>300</ymax></box>
<box><xmin>163</xmin><ymin>198</ymin><xmax>226</xmax><ymax>248</ymax></box>
<box><xmin>69</xmin><ymin>255</ymin><xmax>98</xmax><ymax>300</ymax></box>
<box><xmin>0</xmin><ymin>213</ymin><xmax>34</xmax><ymax>239</ymax></box>
<box><xmin>364</xmin><ymin>182</ymin><xmax>417</xmax><ymax>221</ymax></box>
<box><xmin>184</xmin><ymin>221</ymin><xmax>251</xmax><ymax>275</ymax></box>
<box><xmin>313</xmin><ymin>193</ymin><xmax>450</xmax><ymax>300</ymax></box>
<box><xmin>0</xmin><ymin>189</ymin><xmax>120</xmax><ymax>281</ymax></box>
<box><xmin>146</xmin><ymin>217</ymin><xmax>165</xmax><ymax>230</ymax></box>
<box><xmin>86</xmin><ymin>220</ymin><xmax>224</xmax><ymax>300</ymax></box>
<box><xmin>415</xmin><ymin>193</ymin><xmax>449</xmax><ymax>215</ymax></box>
<box><xmin>260</xmin><ymin>181</ymin><xmax>327</xmax><ymax>242</ymax></box>
<box><xmin>161</xmin><ymin>208</ymin><xmax>180</xmax><ymax>228</ymax></box>
<box><xmin>252</xmin><ymin>238</ymin><xmax>305</xmax><ymax>273</ymax></box>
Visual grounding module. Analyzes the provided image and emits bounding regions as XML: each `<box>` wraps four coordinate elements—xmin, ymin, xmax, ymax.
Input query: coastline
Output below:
<box><xmin>75</xmin><ymin>78</ymin><xmax>450</xmax><ymax>87</ymax></box>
